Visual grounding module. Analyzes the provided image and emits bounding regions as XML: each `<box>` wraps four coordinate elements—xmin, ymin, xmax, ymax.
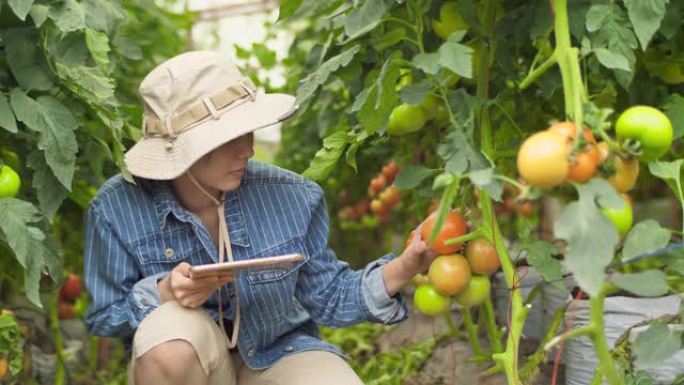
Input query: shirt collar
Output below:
<box><xmin>147</xmin><ymin>179</ymin><xmax>250</xmax><ymax>248</ymax></box>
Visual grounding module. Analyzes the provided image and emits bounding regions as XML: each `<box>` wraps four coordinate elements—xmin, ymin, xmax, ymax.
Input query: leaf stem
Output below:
<box><xmin>444</xmin><ymin>229</ymin><xmax>483</xmax><ymax>246</ymax></box>
<box><xmin>519</xmin><ymin>53</ymin><xmax>558</xmax><ymax>90</ymax></box>
<box><xmin>544</xmin><ymin>325</ymin><xmax>594</xmax><ymax>351</ymax></box>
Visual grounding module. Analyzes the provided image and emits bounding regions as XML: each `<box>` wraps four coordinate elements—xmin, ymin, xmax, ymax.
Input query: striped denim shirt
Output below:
<box><xmin>84</xmin><ymin>160</ymin><xmax>408</xmax><ymax>369</ymax></box>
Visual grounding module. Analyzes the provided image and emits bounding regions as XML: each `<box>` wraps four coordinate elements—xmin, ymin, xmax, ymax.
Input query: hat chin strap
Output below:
<box><xmin>186</xmin><ymin>171</ymin><xmax>240</xmax><ymax>350</ymax></box>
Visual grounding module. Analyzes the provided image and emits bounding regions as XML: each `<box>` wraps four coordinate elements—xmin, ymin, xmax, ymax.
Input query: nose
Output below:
<box><xmin>241</xmin><ymin>133</ymin><xmax>255</xmax><ymax>159</ymax></box>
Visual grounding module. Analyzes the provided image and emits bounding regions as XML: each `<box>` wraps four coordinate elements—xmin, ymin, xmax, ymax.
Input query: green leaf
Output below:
<box><xmin>438</xmin><ymin>129</ymin><xmax>489</xmax><ymax>176</ymax></box>
<box><xmin>48</xmin><ymin>0</ymin><xmax>85</xmax><ymax>32</ymax></box>
<box><xmin>622</xmin><ymin>220</ymin><xmax>672</xmax><ymax>261</ymax></box>
<box><xmin>296</xmin><ymin>45</ymin><xmax>360</xmax><ymax>105</ymax></box>
<box><xmin>612</xmin><ymin>270</ymin><xmax>669</xmax><ymax>297</ymax></box>
<box><xmin>112</xmin><ymin>34</ymin><xmax>143</xmax><ymax>60</ymax></box>
<box><xmin>398</xmin><ymin>80</ymin><xmax>432</xmax><ymax>105</ymax></box>
<box><xmin>648</xmin><ymin>160</ymin><xmax>684</xmax><ymax>202</ymax></box>
<box><xmin>358</xmin><ymin>52</ymin><xmax>400</xmax><ymax>134</ymax></box>
<box><xmin>2</xmin><ymin>28</ymin><xmax>54</xmax><ymax>91</ymax></box>
<box><xmin>302</xmin><ymin>130</ymin><xmax>349</xmax><ymax>181</ymax></box>
<box><xmin>437</xmin><ymin>42</ymin><xmax>473</xmax><ymax>78</ymax></box>
<box><xmin>412</xmin><ymin>53</ymin><xmax>440</xmax><ymax>75</ymax></box>
<box><xmin>663</xmin><ymin>93</ymin><xmax>684</xmax><ymax>140</ymax></box>
<box><xmin>8</xmin><ymin>0</ymin><xmax>33</xmax><ymax>20</ymax></box>
<box><xmin>253</xmin><ymin>42</ymin><xmax>276</xmax><ymax>69</ymax></box>
<box><xmin>594</xmin><ymin>48</ymin><xmax>631</xmax><ymax>71</ymax></box>
<box><xmin>85</xmin><ymin>27</ymin><xmax>111</xmax><ymax>73</ymax></box>
<box><xmin>10</xmin><ymin>90</ymin><xmax>78</xmax><ymax>189</ymax></box>
<box><xmin>0</xmin><ymin>198</ymin><xmax>62</xmax><ymax>308</ymax></box>
<box><xmin>83</xmin><ymin>0</ymin><xmax>124</xmax><ymax>34</ymax></box>
<box><xmin>393</xmin><ymin>165</ymin><xmax>438</xmax><ymax>189</ymax></box>
<box><xmin>523</xmin><ymin>241</ymin><xmax>563</xmax><ymax>286</ymax></box>
<box><xmin>28</xmin><ymin>3</ymin><xmax>49</xmax><ymax>27</ymax></box>
<box><xmin>26</xmin><ymin>151</ymin><xmax>69</xmax><ymax>221</ymax></box>
<box><xmin>634</xmin><ymin>324</ymin><xmax>683</xmax><ymax>367</ymax></box>
<box><xmin>343</xmin><ymin>0</ymin><xmax>388</xmax><ymax>40</ymax></box>
<box><xmin>623</xmin><ymin>0</ymin><xmax>667</xmax><ymax>50</ymax></box>
<box><xmin>345</xmin><ymin>141</ymin><xmax>360</xmax><ymax>172</ymax></box>
<box><xmin>468</xmin><ymin>169</ymin><xmax>503</xmax><ymax>202</ymax></box>
<box><xmin>278</xmin><ymin>0</ymin><xmax>303</xmax><ymax>21</ymax></box>
<box><xmin>432</xmin><ymin>172</ymin><xmax>455</xmax><ymax>190</ymax></box>
<box><xmin>554</xmin><ymin>179</ymin><xmax>621</xmax><ymax>296</ymax></box>
<box><xmin>586</xmin><ymin>4</ymin><xmax>638</xmax><ymax>88</ymax></box>
<box><xmin>0</xmin><ymin>93</ymin><xmax>17</xmax><ymax>133</ymax></box>
<box><xmin>658</xmin><ymin>1</ymin><xmax>681</xmax><ymax>39</ymax></box>
<box><xmin>55</xmin><ymin>63</ymin><xmax>117</xmax><ymax>107</ymax></box>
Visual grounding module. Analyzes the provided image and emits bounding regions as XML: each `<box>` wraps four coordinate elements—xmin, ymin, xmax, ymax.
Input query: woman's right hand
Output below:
<box><xmin>157</xmin><ymin>262</ymin><xmax>234</xmax><ymax>308</ymax></box>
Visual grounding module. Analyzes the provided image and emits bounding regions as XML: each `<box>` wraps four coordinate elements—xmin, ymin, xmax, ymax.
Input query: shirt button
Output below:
<box><xmin>283</xmin><ymin>346</ymin><xmax>294</xmax><ymax>352</ymax></box>
<box><xmin>247</xmin><ymin>348</ymin><xmax>256</xmax><ymax>357</ymax></box>
<box><xmin>165</xmin><ymin>248</ymin><xmax>174</xmax><ymax>258</ymax></box>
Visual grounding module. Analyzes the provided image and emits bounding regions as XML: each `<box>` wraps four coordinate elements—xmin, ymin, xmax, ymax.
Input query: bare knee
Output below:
<box><xmin>135</xmin><ymin>339</ymin><xmax>204</xmax><ymax>382</ymax></box>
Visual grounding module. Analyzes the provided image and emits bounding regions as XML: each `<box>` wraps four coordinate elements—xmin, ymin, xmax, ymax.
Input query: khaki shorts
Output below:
<box><xmin>128</xmin><ymin>301</ymin><xmax>364</xmax><ymax>385</ymax></box>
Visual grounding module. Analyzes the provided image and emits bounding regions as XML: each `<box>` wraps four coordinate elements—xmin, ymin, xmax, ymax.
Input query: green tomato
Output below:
<box><xmin>615</xmin><ymin>106</ymin><xmax>673</xmax><ymax>162</ymax></box>
<box><xmin>454</xmin><ymin>275</ymin><xmax>491</xmax><ymax>307</ymax></box>
<box><xmin>432</xmin><ymin>1</ymin><xmax>468</xmax><ymax>40</ymax></box>
<box><xmin>600</xmin><ymin>195</ymin><xmax>633</xmax><ymax>237</ymax></box>
<box><xmin>420</xmin><ymin>94</ymin><xmax>440</xmax><ymax>120</ymax></box>
<box><xmin>387</xmin><ymin>103</ymin><xmax>427</xmax><ymax>136</ymax></box>
<box><xmin>0</xmin><ymin>165</ymin><xmax>20</xmax><ymax>198</ymax></box>
<box><xmin>414</xmin><ymin>283</ymin><xmax>451</xmax><ymax>316</ymax></box>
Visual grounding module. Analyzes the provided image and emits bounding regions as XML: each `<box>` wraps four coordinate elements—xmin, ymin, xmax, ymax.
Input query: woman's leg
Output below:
<box><xmin>235</xmin><ymin>351</ymin><xmax>364</xmax><ymax>385</ymax></box>
<box><xmin>128</xmin><ymin>301</ymin><xmax>236</xmax><ymax>385</ymax></box>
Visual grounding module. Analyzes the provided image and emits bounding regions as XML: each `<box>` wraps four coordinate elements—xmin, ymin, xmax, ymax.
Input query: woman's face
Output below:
<box><xmin>188</xmin><ymin>133</ymin><xmax>255</xmax><ymax>192</ymax></box>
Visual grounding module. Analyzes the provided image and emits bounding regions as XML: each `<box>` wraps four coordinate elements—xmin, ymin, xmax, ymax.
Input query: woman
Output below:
<box><xmin>84</xmin><ymin>50</ymin><xmax>436</xmax><ymax>385</ymax></box>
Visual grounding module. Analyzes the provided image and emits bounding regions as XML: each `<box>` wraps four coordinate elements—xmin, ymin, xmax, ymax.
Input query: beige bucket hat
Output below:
<box><xmin>124</xmin><ymin>50</ymin><xmax>297</xmax><ymax>180</ymax></box>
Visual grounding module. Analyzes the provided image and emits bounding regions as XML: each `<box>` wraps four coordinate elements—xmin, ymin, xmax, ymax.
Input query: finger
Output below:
<box><xmin>175</xmin><ymin>262</ymin><xmax>192</xmax><ymax>277</ymax></box>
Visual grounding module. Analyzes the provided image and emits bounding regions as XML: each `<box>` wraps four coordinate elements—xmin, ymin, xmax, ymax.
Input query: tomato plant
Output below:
<box><xmin>427</xmin><ymin>254</ymin><xmax>471</xmax><ymax>295</ymax></box>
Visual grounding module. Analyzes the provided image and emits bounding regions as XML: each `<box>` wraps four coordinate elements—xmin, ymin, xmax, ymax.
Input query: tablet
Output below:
<box><xmin>187</xmin><ymin>253</ymin><xmax>305</xmax><ymax>279</ymax></box>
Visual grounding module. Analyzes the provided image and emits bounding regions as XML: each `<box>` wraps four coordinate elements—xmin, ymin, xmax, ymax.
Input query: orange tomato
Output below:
<box><xmin>428</xmin><ymin>254</ymin><xmax>472</xmax><ymax>295</ymax></box>
<box><xmin>465</xmin><ymin>239</ymin><xmax>500</xmax><ymax>274</ymax></box>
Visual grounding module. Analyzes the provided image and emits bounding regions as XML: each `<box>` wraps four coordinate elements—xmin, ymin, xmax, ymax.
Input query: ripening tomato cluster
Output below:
<box><xmin>57</xmin><ymin>274</ymin><xmax>82</xmax><ymax>319</ymax></box>
<box><xmin>516</xmin><ymin>106</ymin><xmax>672</xmax><ymax>238</ymax></box>
<box><xmin>338</xmin><ymin>160</ymin><xmax>402</xmax><ymax>225</ymax></box>
<box><xmin>517</xmin><ymin>105</ymin><xmax>672</xmax><ymax>191</ymax></box>
<box><xmin>411</xmin><ymin>210</ymin><xmax>501</xmax><ymax>316</ymax></box>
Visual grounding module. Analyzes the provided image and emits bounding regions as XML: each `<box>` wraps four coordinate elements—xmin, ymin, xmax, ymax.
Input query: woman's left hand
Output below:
<box><xmin>382</xmin><ymin>225</ymin><xmax>438</xmax><ymax>296</ymax></box>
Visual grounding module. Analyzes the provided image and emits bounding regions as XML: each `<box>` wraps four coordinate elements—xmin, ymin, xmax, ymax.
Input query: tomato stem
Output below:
<box><xmin>443</xmin><ymin>229</ymin><xmax>482</xmax><ymax>246</ymax></box>
<box><xmin>463</xmin><ymin>307</ymin><xmax>485</xmax><ymax>356</ymax></box>
<box><xmin>589</xmin><ymin>285</ymin><xmax>625</xmax><ymax>385</ymax></box>
<box><xmin>483</xmin><ymin>297</ymin><xmax>504</xmax><ymax>354</ymax></box>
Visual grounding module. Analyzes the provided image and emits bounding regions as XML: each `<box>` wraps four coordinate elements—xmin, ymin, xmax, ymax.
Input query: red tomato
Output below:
<box><xmin>421</xmin><ymin>210</ymin><xmax>468</xmax><ymax>254</ymax></box>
